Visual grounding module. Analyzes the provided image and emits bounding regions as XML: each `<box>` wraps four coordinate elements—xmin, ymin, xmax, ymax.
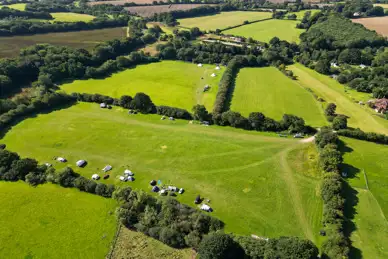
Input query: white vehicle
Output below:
<box><xmin>102</xmin><ymin>165</ymin><xmax>112</xmax><ymax>172</ymax></box>
<box><xmin>92</xmin><ymin>174</ymin><xmax>100</xmax><ymax>180</ymax></box>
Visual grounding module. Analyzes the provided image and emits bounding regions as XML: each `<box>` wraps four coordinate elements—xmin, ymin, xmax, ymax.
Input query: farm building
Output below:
<box><xmin>374</xmin><ymin>98</ymin><xmax>388</xmax><ymax>113</ymax></box>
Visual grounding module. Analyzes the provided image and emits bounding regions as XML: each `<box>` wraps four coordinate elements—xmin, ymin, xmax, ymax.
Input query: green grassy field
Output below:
<box><xmin>231</xmin><ymin>67</ymin><xmax>326</xmax><ymax>127</ymax></box>
<box><xmin>340</xmin><ymin>137</ymin><xmax>388</xmax><ymax>259</ymax></box>
<box><xmin>0</xmin><ymin>27</ymin><xmax>127</xmax><ymax>58</ymax></box>
<box><xmin>0</xmin><ymin>102</ymin><xmax>323</xmax><ymax>241</ymax></box>
<box><xmin>0</xmin><ymin>182</ymin><xmax>117</xmax><ymax>259</ymax></box>
<box><xmin>177</xmin><ymin>11</ymin><xmax>272</xmax><ymax>31</ymax></box>
<box><xmin>289</xmin><ymin>63</ymin><xmax>388</xmax><ymax>134</ymax></box>
<box><xmin>61</xmin><ymin>61</ymin><xmax>225</xmax><ymax>111</ymax></box>
<box><xmin>374</xmin><ymin>3</ymin><xmax>388</xmax><ymax>9</ymax></box>
<box><xmin>224</xmin><ymin>19</ymin><xmax>303</xmax><ymax>43</ymax></box>
<box><xmin>51</xmin><ymin>12</ymin><xmax>96</xmax><ymax>22</ymax></box>
<box><xmin>290</xmin><ymin>9</ymin><xmax>320</xmax><ymax>20</ymax></box>
<box><xmin>112</xmin><ymin>228</ymin><xmax>192</xmax><ymax>259</ymax></box>
<box><xmin>0</xmin><ymin>3</ymin><xmax>26</xmax><ymax>10</ymax></box>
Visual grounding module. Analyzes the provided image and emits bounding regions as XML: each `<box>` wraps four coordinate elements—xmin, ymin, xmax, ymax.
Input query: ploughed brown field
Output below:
<box><xmin>125</xmin><ymin>4</ymin><xmax>216</xmax><ymax>17</ymax></box>
<box><xmin>88</xmin><ymin>0</ymin><xmax>158</xmax><ymax>5</ymax></box>
<box><xmin>352</xmin><ymin>17</ymin><xmax>388</xmax><ymax>36</ymax></box>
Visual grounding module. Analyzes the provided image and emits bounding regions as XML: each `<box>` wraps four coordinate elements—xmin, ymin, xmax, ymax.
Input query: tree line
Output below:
<box><xmin>0</xmin><ymin>7</ymin><xmax>53</xmax><ymax>20</ymax></box>
<box><xmin>315</xmin><ymin>127</ymin><xmax>350</xmax><ymax>258</ymax></box>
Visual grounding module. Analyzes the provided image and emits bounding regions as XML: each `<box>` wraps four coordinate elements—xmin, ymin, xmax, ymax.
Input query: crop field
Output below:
<box><xmin>0</xmin><ymin>27</ymin><xmax>127</xmax><ymax>58</ymax></box>
<box><xmin>0</xmin><ymin>3</ymin><xmax>26</xmax><ymax>10</ymax></box>
<box><xmin>340</xmin><ymin>137</ymin><xmax>388</xmax><ymax>259</ymax></box>
<box><xmin>61</xmin><ymin>61</ymin><xmax>225</xmax><ymax>111</ymax></box>
<box><xmin>89</xmin><ymin>0</ymin><xmax>166</xmax><ymax>5</ymax></box>
<box><xmin>51</xmin><ymin>12</ymin><xmax>96</xmax><ymax>22</ymax></box>
<box><xmin>177</xmin><ymin>11</ymin><xmax>272</xmax><ymax>31</ymax></box>
<box><xmin>1</xmin><ymin>102</ymin><xmax>323</xmax><ymax>241</ymax></box>
<box><xmin>0</xmin><ymin>182</ymin><xmax>117</xmax><ymax>259</ymax></box>
<box><xmin>230</xmin><ymin>67</ymin><xmax>326</xmax><ymax>127</ymax></box>
<box><xmin>224</xmin><ymin>19</ymin><xmax>303</xmax><ymax>43</ymax></box>
<box><xmin>289</xmin><ymin>63</ymin><xmax>388</xmax><ymax>134</ymax></box>
<box><xmin>112</xmin><ymin>228</ymin><xmax>192</xmax><ymax>259</ymax></box>
<box><xmin>125</xmin><ymin>4</ymin><xmax>216</xmax><ymax>17</ymax></box>
<box><xmin>352</xmin><ymin>16</ymin><xmax>388</xmax><ymax>37</ymax></box>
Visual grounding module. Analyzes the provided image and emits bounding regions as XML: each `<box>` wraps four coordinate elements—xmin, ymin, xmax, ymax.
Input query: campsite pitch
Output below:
<box><xmin>0</xmin><ymin>182</ymin><xmax>117</xmax><ymax>259</ymax></box>
<box><xmin>223</xmin><ymin>19</ymin><xmax>303</xmax><ymax>43</ymax></box>
<box><xmin>340</xmin><ymin>137</ymin><xmax>388</xmax><ymax>259</ymax></box>
<box><xmin>1</xmin><ymin>102</ymin><xmax>323</xmax><ymax>241</ymax></box>
<box><xmin>177</xmin><ymin>11</ymin><xmax>272</xmax><ymax>31</ymax></box>
<box><xmin>231</xmin><ymin>67</ymin><xmax>327</xmax><ymax>127</ymax></box>
<box><xmin>61</xmin><ymin>61</ymin><xmax>225</xmax><ymax>111</ymax></box>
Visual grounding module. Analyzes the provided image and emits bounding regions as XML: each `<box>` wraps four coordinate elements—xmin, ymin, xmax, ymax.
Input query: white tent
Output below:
<box><xmin>211</xmin><ymin>73</ymin><xmax>216</xmax><ymax>77</ymax></box>
<box><xmin>215</xmin><ymin>66</ymin><xmax>220</xmax><ymax>70</ymax></box>
<box><xmin>100</xmin><ymin>103</ymin><xmax>107</xmax><ymax>108</ymax></box>
<box><xmin>92</xmin><ymin>174</ymin><xmax>100</xmax><ymax>180</ymax></box>
<box><xmin>197</xmin><ymin>63</ymin><xmax>203</xmax><ymax>67</ymax></box>
<box><xmin>102</xmin><ymin>165</ymin><xmax>112</xmax><ymax>172</ymax></box>
<box><xmin>128</xmin><ymin>176</ymin><xmax>135</xmax><ymax>181</ymax></box>
<box><xmin>76</xmin><ymin>160</ymin><xmax>86</xmax><ymax>167</ymax></box>
<box><xmin>57</xmin><ymin>157</ymin><xmax>66</xmax><ymax>162</ymax></box>
<box><xmin>119</xmin><ymin>176</ymin><xmax>126</xmax><ymax>181</ymax></box>
<box><xmin>124</xmin><ymin>169</ymin><xmax>134</xmax><ymax>176</ymax></box>
<box><xmin>200</xmin><ymin>204</ymin><xmax>212</xmax><ymax>212</ymax></box>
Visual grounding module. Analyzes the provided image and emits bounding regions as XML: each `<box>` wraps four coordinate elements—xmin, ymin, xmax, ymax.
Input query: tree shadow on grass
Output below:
<box><xmin>338</xmin><ymin>139</ymin><xmax>363</xmax><ymax>259</ymax></box>
<box><xmin>0</xmin><ymin>101</ymin><xmax>76</xmax><ymax>139</ymax></box>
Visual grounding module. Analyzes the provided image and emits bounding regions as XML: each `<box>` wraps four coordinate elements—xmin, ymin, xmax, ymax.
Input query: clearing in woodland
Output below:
<box><xmin>230</xmin><ymin>67</ymin><xmax>326</xmax><ymax>127</ymax></box>
<box><xmin>289</xmin><ymin>63</ymin><xmax>388</xmax><ymax>134</ymax></box>
<box><xmin>61</xmin><ymin>61</ymin><xmax>225</xmax><ymax>111</ymax></box>
<box><xmin>1</xmin><ymin>102</ymin><xmax>323</xmax><ymax>241</ymax></box>
<box><xmin>0</xmin><ymin>27</ymin><xmax>127</xmax><ymax>58</ymax></box>
<box><xmin>177</xmin><ymin>11</ymin><xmax>272</xmax><ymax>31</ymax></box>
<box><xmin>0</xmin><ymin>182</ymin><xmax>117</xmax><ymax>259</ymax></box>
<box><xmin>50</xmin><ymin>12</ymin><xmax>96</xmax><ymax>22</ymax></box>
<box><xmin>340</xmin><ymin>137</ymin><xmax>388</xmax><ymax>259</ymax></box>
<box><xmin>0</xmin><ymin>3</ymin><xmax>26</xmax><ymax>10</ymax></box>
<box><xmin>223</xmin><ymin>19</ymin><xmax>303</xmax><ymax>43</ymax></box>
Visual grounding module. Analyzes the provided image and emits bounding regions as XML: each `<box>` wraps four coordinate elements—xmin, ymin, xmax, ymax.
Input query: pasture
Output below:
<box><xmin>89</xmin><ymin>0</ymin><xmax>166</xmax><ymax>5</ymax></box>
<box><xmin>1</xmin><ymin>102</ymin><xmax>323</xmax><ymax>241</ymax></box>
<box><xmin>290</xmin><ymin>9</ymin><xmax>320</xmax><ymax>20</ymax></box>
<box><xmin>51</xmin><ymin>12</ymin><xmax>96</xmax><ymax>22</ymax></box>
<box><xmin>352</xmin><ymin>16</ymin><xmax>388</xmax><ymax>37</ymax></box>
<box><xmin>340</xmin><ymin>137</ymin><xmax>388</xmax><ymax>259</ymax></box>
<box><xmin>0</xmin><ymin>27</ymin><xmax>127</xmax><ymax>58</ymax></box>
<box><xmin>61</xmin><ymin>61</ymin><xmax>225</xmax><ymax>111</ymax></box>
<box><xmin>177</xmin><ymin>11</ymin><xmax>272</xmax><ymax>31</ymax></box>
<box><xmin>224</xmin><ymin>19</ymin><xmax>303</xmax><ymax>43</ymax></box>
<box><xmin>230</xmin><ymin>67</ymin><xmax>326</xmax><ymax>127</ymax></box>
<box><xmin>0</xmin><ymin>3</ymin><xmax>26</xmax><ymax>10</ymax></box>
<box><xmin>0</xmin><ymin>182</ymin><xmax>117</xmax><ymax>259</ymax></box>
<box><xmin>289</xmin><ymin>63</ymin><xmax>388</xmax><ymax>134</ymax></box>
<box><xmin>112</xmin><ymin>228</ymin><xmax>192</xmax><ymax>259</ymax></box>
<box><xmin>125</xmin><ymin>4</ymin><xmax>216</xmax><ymax>17</ymax></box>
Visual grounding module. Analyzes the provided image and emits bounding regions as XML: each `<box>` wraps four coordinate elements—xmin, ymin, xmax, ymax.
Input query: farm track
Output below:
<box><xmin>279</xmin><ymin>144</ymin><xmax>315</xmax><ymax>242</ymax></box>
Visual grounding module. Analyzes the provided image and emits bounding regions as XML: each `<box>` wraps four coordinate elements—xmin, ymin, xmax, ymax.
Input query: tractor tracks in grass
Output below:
<box><xmin>279</xmin><ymin>144</ymin><xmax>315</xmax><ymax>242</ymax></box>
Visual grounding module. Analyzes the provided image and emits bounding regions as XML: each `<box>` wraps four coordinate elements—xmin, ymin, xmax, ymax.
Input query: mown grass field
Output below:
<box><xmin>290</xmin><ymin>9</ymin><xmax>320</xmax><ymax>20</ymax></box>
<box><xmin>1</xmin><ymin>102</ymin><xmax>323</xmax><ymax>241</ymax></box>
<box><xmin>224</xmin><ymin>19</ymin><xmax>303</xmax><ymax>43</ymax></box>
<box><xmin>0</xmin><ymin>182</ymin><xmax>117</xmax><ymax>259</ymax></box>
<box><xmin>61</xmin><ymin>61</ymin><xmax>225</xmax><ymax>111</ymax></box>
<box><xmin>112</xmin><ymin>228</ymin><xmax>192</xmax><ymax>259</ymax></box>
<box><xmin>289</xmin><ymin>63</ymin><xmax>388</xmax><ymax>134</ymax></box>
<box><xmin>0</xmin><ymin>27</ymin><xmax>127</xmax><ymax>58</ymax></box>
<box><xmin>231</xmin><ymin>67</ymin><xmax>326</xmax><ymax>127</ymax></box>
<box><xmin>177</xmin><ymin>11</ymin><xmax>272</xmax><ymax>31</ymax></box>
<box><xmin>51</xmin><ymin>12</ymin><xmax>96</xmax><ymax>22</ymax></box>
<box><xmin>340</xmin><ymin>137</ymin><xmax>388</xmax><ymax>259</ymax></box>
<box><xmin>0</xmin><ymin>3</ymin><xmax>26</xmax><ymax>10</ymax></box>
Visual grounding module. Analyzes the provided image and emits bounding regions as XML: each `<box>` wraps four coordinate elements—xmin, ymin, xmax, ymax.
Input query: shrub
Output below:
<box><xmin>332</xmin><ymin>115</ymin><xmax>347</xmax><ymax>130</ymax></box>
<box><xmin>198</xmin><ymin>233</ymin><xmax>245</xmax><ymax>259</ymax></box>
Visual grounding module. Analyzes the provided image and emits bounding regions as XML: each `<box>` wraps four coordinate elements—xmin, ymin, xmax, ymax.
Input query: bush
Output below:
<box><xmin>337</xmin><ymin>128</ymin><xmax>388</xmax><ymax>145</ymax></box>
<box><xmin>332</xmin><ymin>115</ymin><xmax>347</xmax><ymax>130</ymax></box>
<box><xmin>156</xmin><ymin>106</ymin><xmax>192</xmax><ymax>119</ymax></box>
<box><xmin>130</xmin><ymin>92</ymin><xmax>155</xmax><ymax>114</ymax></box>
<box><xmin>198</xmin><ymin>233</ymin><xmax>245</xmax><ymax>259</ymax></box>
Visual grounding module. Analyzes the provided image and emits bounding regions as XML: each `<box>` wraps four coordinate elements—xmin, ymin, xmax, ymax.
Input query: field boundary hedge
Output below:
<box><xmin>337</xmin><ymin>128</ymin><xmax>388</xmax><ymax>145</ymax></box>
